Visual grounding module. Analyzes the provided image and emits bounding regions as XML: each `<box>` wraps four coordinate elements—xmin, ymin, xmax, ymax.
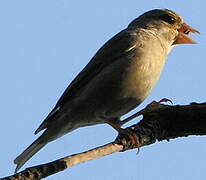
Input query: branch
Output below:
<box><xmin>1</xmin><ymin>102</ymin><xmax>206</xmax><ymax>180</ymax></box>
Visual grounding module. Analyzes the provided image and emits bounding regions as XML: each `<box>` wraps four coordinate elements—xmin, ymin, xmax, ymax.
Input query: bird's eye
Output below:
<box><xmin>159</xmin><ymin>14</ymin><xmax>175</xmax><ymax>24</ymax></box>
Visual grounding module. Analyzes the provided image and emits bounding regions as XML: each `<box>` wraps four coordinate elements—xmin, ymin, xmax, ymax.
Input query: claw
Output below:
<box><xmin>147</xmin><ymin>98</ymin><xmax>173</xmax><ymax>108</ymax></box>
<box><xmin>158</xmin><ymin>98</ymin><xmax>173</xmax><ymax>105</ymax></box>
<box><xmin>125</xmin><ymin>128</ymin><xmax>140</xmax><ymax>147</ymax></box>
<box><xmin>108</xmin><ymin>121</ymin><xmax>140</xmax><ymax>150</ymax></box>
<box><xmin>119</xmin><ymin>128</ymin><xmax>141</xmax><ymax>151</ymax></box>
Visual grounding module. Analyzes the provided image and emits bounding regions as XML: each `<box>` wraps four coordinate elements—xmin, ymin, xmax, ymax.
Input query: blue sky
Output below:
<box><xmin>0</xmin><ymin>0</ymin><xmax>205</xmax><ymax>179</ymax></box>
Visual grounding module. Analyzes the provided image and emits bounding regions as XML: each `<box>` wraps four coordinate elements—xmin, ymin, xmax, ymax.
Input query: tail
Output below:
<box><xmin>14</xmin><ymin>137</ymin><xmax>47</xmax><ymax>173</ymax></box>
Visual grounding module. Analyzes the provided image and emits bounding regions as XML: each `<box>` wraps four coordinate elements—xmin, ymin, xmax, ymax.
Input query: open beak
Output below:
<box><xmin>173</xmin><ymin>23</ymin><xmax>199</xmax><ymax>45</ymax></box>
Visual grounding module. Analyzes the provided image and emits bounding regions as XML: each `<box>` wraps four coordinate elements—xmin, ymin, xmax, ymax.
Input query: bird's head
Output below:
<box><xmin>128</xmin><ymin>9</ymin><xmax>199</xmax><ymax>46</ymax></box>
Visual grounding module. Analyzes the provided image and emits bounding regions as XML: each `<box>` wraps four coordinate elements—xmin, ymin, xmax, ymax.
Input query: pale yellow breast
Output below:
<box><xmin>120</xmin><ymin>35</ymin><xmax>168</xmax><ymax>101</ymax></box>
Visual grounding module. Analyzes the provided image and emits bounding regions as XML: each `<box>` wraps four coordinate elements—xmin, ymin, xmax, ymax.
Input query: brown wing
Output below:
<box><xmin>35</xmin><ymin>29</ymin><xmax>138</xmax><ymax>134</ymax></box>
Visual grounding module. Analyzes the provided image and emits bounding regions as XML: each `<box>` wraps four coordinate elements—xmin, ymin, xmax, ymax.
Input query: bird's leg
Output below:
<box><xmin>108</xmin><ymin>119</ymin><xmax>140</xmax><ymax>149</ymax></box>
<box><xmin>119</xmin><ymin>109</ymin><xmax>145</xmax><ymax>126</ymax></box>
<box><xmin>108</xmin><ymin>98</ymin><xmax>172</xmax><ymax>149</ymax></box>
<box><xmin>119</xmin><ymin>98</ymin><xmax>173</xmax><ymax>126</ymax></box>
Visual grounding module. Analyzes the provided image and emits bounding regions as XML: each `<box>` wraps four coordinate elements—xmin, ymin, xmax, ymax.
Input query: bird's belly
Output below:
<box><xmin>70</xmin><ymin>50</ymin><xmax>167</xmax><ymax>123</ymax></box>
<box><xmin>121</xmin><ymin>54</ymin><xmax>166</xmax><ymax>101</ymax></box>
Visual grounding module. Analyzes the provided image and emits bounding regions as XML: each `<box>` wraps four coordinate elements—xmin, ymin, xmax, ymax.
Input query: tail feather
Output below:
<box><xmin>14</xmin><ymin>137</ymin><xmax>47</xmax><ymax>173</ymax></box>
<box><xmin>34</xmin><ymin>106</ymin><xmax>60</xmax><ymax>135</ymax></box>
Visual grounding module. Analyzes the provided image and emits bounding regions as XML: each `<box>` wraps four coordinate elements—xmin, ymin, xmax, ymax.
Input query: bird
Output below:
<box><xmin>14</xmin><ymin>9</ymin><xmax>199</xmax><ymax>172</ymax></box>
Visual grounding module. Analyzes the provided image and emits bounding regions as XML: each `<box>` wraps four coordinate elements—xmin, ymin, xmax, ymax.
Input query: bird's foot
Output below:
<box><xmin>119</xmin><ymin>98</ymin><xmax>173</xmax><ymax>126</ymax></box>
<box><xmin>108</xmin><ymin>121</ymin><xmax>140</xmax><ymax>150</ymax></box>
<box><xmin>118</xmin><ymin>128</ymin><xmax>140</xmax><ymax>150</ymax></box>
<box><xmin>146</xmin><ymin>98</ymin><xmax>173</xmax><ymax>108</ymax></box>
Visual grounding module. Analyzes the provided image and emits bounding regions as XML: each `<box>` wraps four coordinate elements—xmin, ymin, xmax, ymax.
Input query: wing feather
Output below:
<box><xmin>35</xmin><ymin>29</ymin><xmax>138</xmax><ymax>133</ymax></box>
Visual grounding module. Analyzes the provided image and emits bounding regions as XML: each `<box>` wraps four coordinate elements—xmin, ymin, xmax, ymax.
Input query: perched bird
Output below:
<box><xmin>14</xmin><ymin>9</ymin><xmax>199</xmax><ymax>172</ymax></box>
